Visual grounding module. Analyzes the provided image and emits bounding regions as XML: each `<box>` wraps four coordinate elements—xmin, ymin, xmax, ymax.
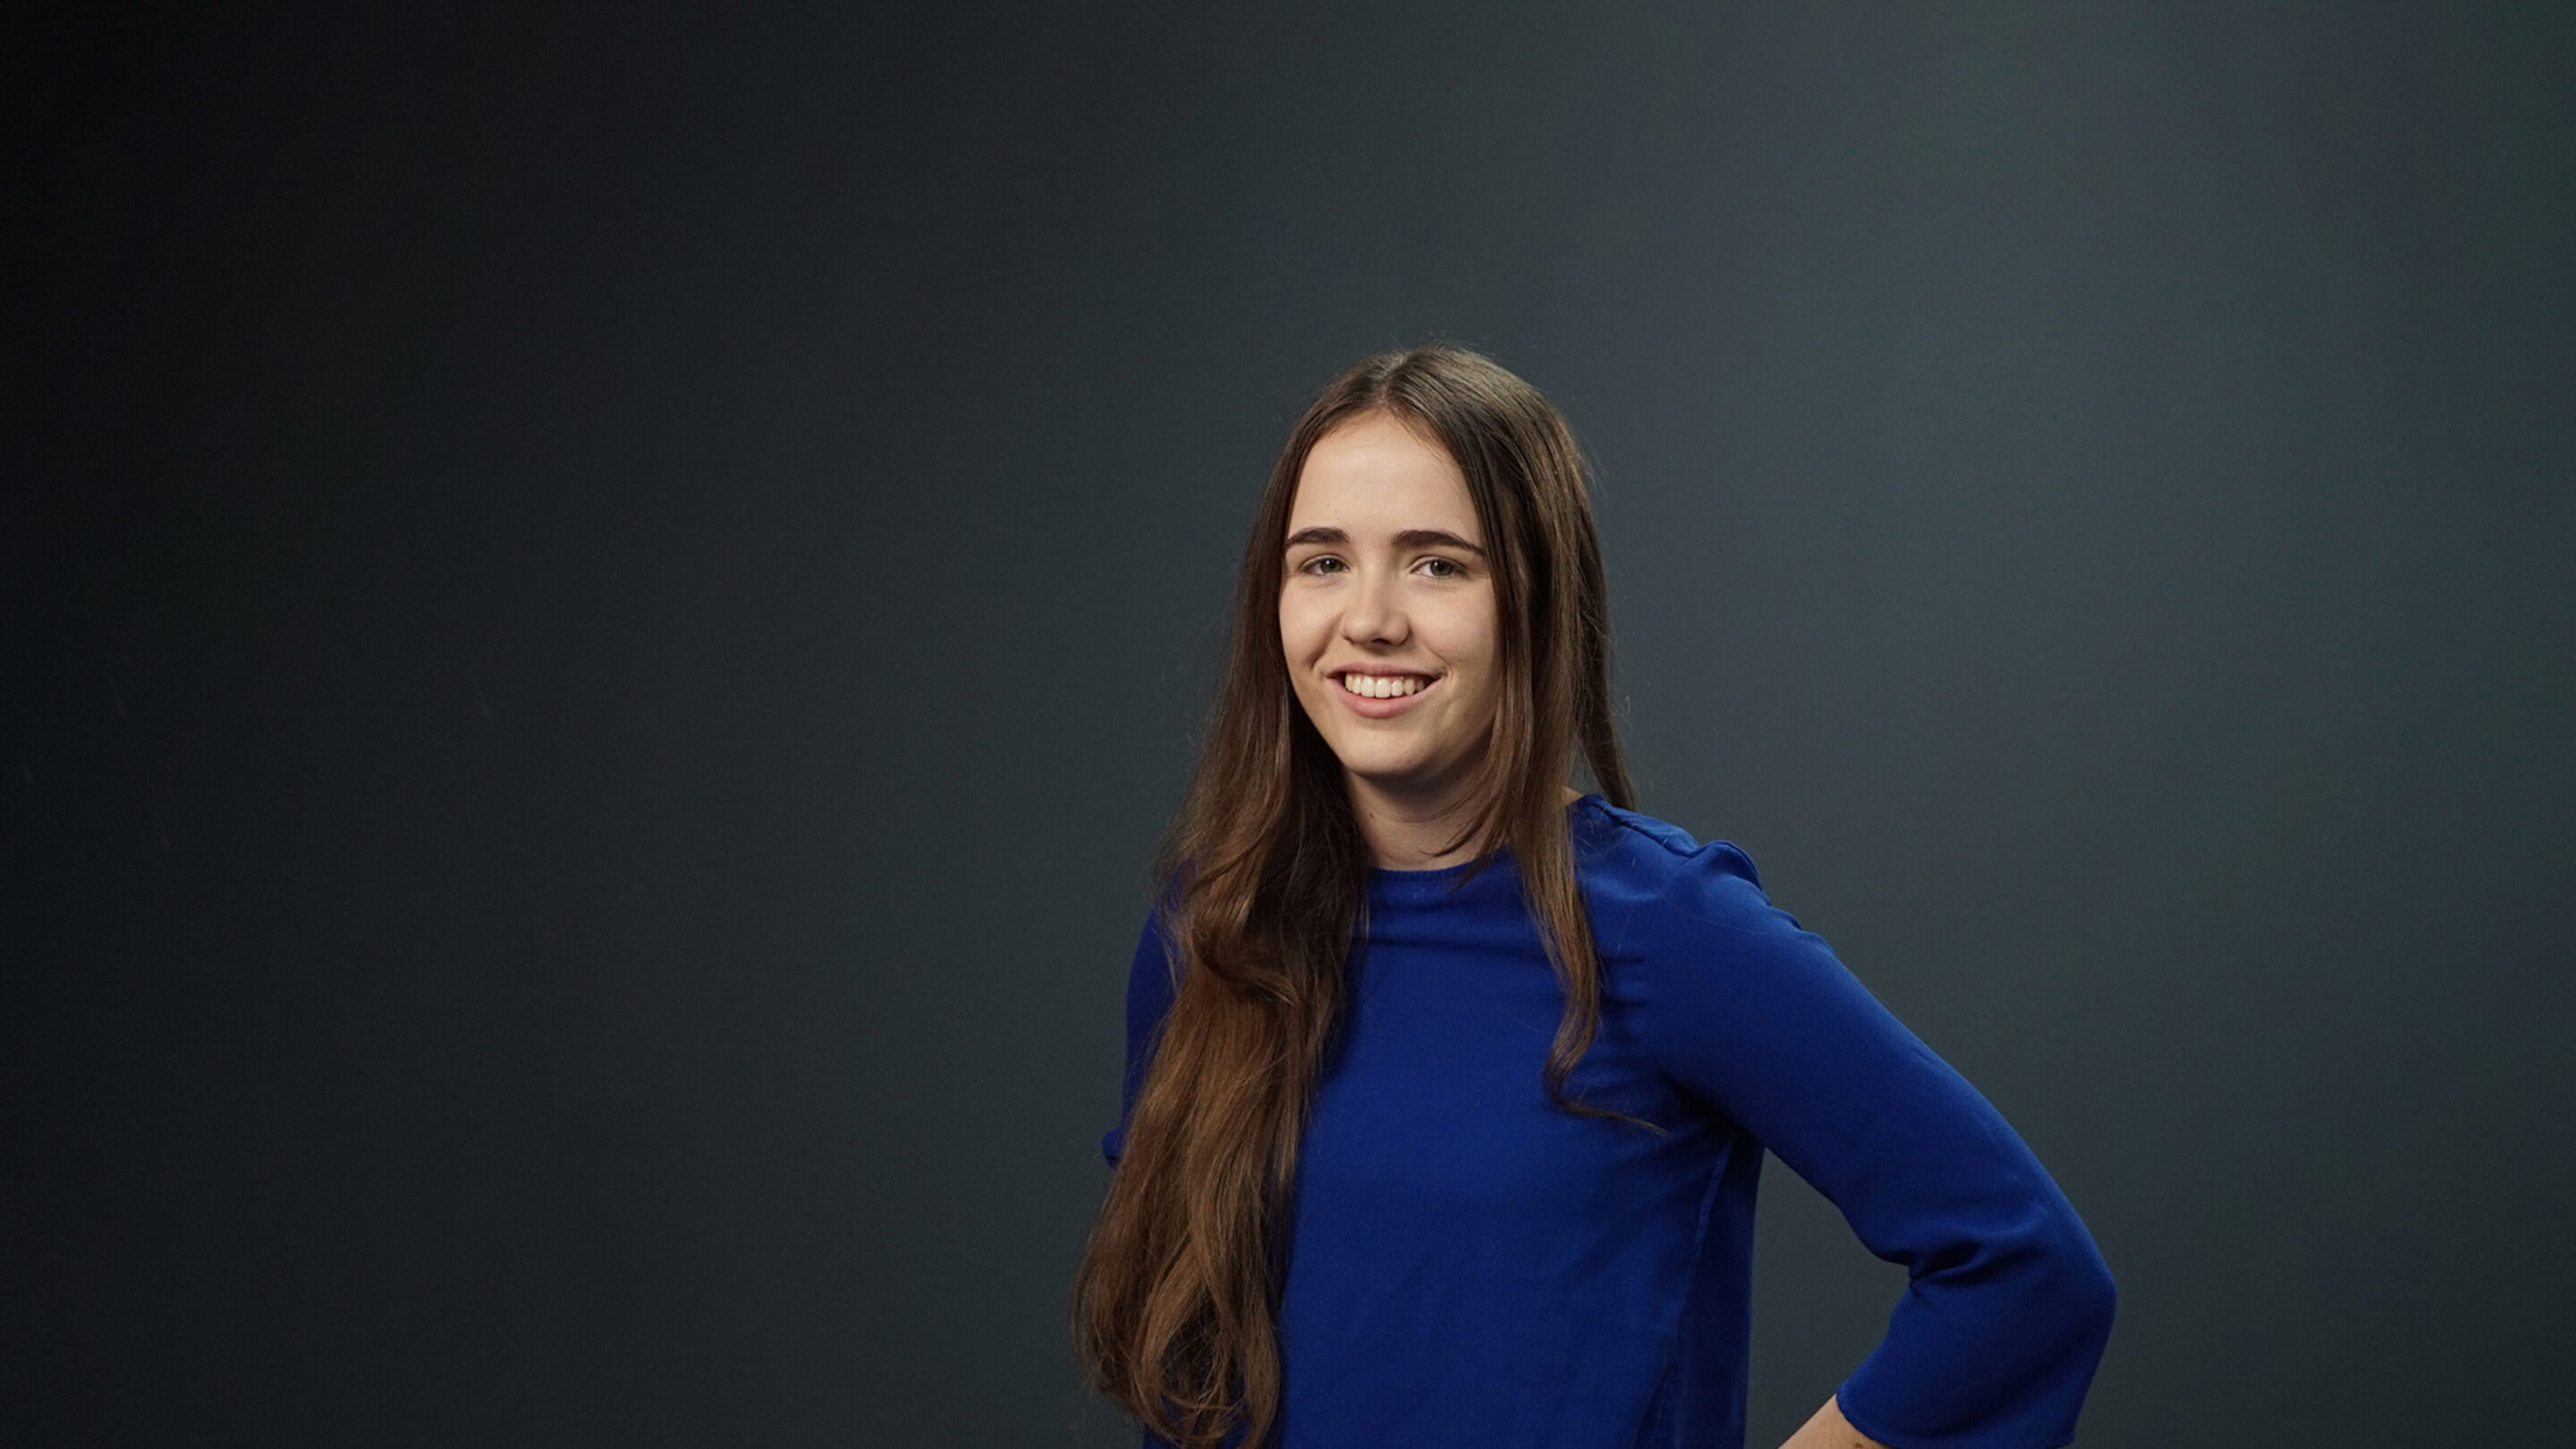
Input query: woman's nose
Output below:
<box><xmin>1342</xmin><ymin>567</ymin><xmax>1406</xmax><ymax>644</ymax></box>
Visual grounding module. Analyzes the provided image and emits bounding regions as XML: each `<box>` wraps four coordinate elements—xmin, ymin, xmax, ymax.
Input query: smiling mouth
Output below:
<box><xmin>1338</xmin><ymin>671</ymin><xmax>1436</xmax><ymax>699</ymax></box>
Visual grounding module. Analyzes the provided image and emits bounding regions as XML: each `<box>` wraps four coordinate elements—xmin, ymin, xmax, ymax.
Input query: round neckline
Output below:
<box><xmin>1365</xmin><ymin>792</ymin><xmax>1605</xmax><ymax>877</ymax></box>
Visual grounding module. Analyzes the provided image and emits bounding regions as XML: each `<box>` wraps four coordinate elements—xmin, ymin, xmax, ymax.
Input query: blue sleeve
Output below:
<box><xmin>1103</xmin><ymin>892</ymin><xmax>1192</xmax><ymax>1449</ymax></box>
<box><xmin>1100</xmin><ymin>904</ymin><xmax>1180</xmax><ymax>1169</ymax></box>
<box><xmin>1639</xmin><ymin>842</ymin><xmax>2115</xmax><ymax>1449</ymax></box>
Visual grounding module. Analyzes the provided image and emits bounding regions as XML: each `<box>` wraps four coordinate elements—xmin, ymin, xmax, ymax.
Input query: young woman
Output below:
<box><xmin>1072</xmin><ymin>346</ymin><xmax>2115</xmax><ymax>1449</ymax></box>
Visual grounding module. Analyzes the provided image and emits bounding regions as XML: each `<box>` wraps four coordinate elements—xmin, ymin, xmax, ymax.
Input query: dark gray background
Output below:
<box><xmin>7</xmin><ymin>3</ymin><xmax>2571</xmax><ymax>1445</ymax></box>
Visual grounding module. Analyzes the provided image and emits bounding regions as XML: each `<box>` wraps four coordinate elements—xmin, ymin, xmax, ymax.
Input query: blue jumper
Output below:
<box><xmin>1103</xmin><ymin>795</ymin><xmax>2115</xmax><ymax>1449</ymax></box>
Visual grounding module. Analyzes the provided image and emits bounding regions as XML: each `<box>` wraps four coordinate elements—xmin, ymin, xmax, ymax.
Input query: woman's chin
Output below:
<box><xmin>1338</xmin><ymin>756</ymin><xmax>1476</xmax><ymax>802</ymax></box>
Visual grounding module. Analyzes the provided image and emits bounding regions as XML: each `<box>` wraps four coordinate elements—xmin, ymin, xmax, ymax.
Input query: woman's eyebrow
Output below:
<box><xmin>1284</xmin><ymin>526</ymin><xmax>1486</xmax><ymax>557</ymax></box>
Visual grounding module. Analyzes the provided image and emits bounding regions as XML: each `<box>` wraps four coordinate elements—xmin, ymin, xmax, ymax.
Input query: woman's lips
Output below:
<box><xmin>1334</xmin><ymin>672</ymin><xmax>1437</xmax><ymax>719</ymax></box>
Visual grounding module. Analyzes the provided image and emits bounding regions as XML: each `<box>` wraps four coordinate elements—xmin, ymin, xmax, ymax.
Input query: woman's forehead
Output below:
<box><xmin>1288</xmin><ymin>416</ymin><xmax>1479</xmax><ymax>537</ymax></box>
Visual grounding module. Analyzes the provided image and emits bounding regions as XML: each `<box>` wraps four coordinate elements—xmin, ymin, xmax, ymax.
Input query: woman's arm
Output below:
<box><xmin>1781</xmin><ymin>1394</ymin><xmax>1893</xmax><ymax>1449</ymax></box>
<box><xmin>1100</xmin><ymin>902</ymin><xmax>1182</xmax><ymax>1168</ymax></box>
<box><xmin>1638</xmin><ymin>839</ymin><xmax>2116</xmax><ymax>1449</ymax></box>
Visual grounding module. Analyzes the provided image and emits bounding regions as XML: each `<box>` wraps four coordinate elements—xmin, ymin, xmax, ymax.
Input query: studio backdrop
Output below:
<box><xmin>6</xmin><ymin>3</ymin><xmax>2571</xmax><ymax>1445</ymax></box>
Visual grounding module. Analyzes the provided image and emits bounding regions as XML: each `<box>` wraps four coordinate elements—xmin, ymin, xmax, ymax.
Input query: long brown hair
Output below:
<box><xmin>1070</xmin><ymin>344</ymin><xmax>1637</xmax><ymax>1448</ymax></box>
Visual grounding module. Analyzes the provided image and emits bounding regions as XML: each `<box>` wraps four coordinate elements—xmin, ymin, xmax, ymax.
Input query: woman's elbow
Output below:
<box><xmin>2054</xmin><ymin>1226</ymin><xmax>2118</xmax><ymax>1349</ymax></box>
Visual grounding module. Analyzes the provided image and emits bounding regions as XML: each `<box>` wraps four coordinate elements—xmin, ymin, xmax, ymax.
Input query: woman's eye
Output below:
<box><xmin>1302</xmin><ymin>556</ymin><xmax>1344</xmax><ymax>575</ymax></box>
<box><xmin>1422</xmin><ymin>557</ymin><xmax>1462</xmax><ymax>579</ymax></box>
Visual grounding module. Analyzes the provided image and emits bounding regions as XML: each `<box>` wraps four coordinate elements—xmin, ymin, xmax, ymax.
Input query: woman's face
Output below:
<box><xmin>1279</xmin><ymin>411</ymin><xmax>1501</xmax><ymax>803</ymax></box>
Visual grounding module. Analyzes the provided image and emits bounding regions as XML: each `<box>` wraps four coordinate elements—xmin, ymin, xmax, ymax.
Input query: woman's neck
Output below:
<box><xmin>1346</xmin><ymin>777</ymin><xmax>1585</xmax><ymax>871</ymax></box>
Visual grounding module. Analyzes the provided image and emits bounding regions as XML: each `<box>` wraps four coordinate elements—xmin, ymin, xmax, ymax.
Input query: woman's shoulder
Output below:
<box><xmin>1571</xmin><ymin>795</ymin><xmax>1777</xmax><ymax>931</ymax></box>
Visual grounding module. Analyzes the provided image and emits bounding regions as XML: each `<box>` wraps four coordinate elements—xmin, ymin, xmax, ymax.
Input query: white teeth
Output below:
<box><xmin>1342</xmin><ymin>673</ymin><xmax>1426</xmax><ymax>699</ymax></box>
